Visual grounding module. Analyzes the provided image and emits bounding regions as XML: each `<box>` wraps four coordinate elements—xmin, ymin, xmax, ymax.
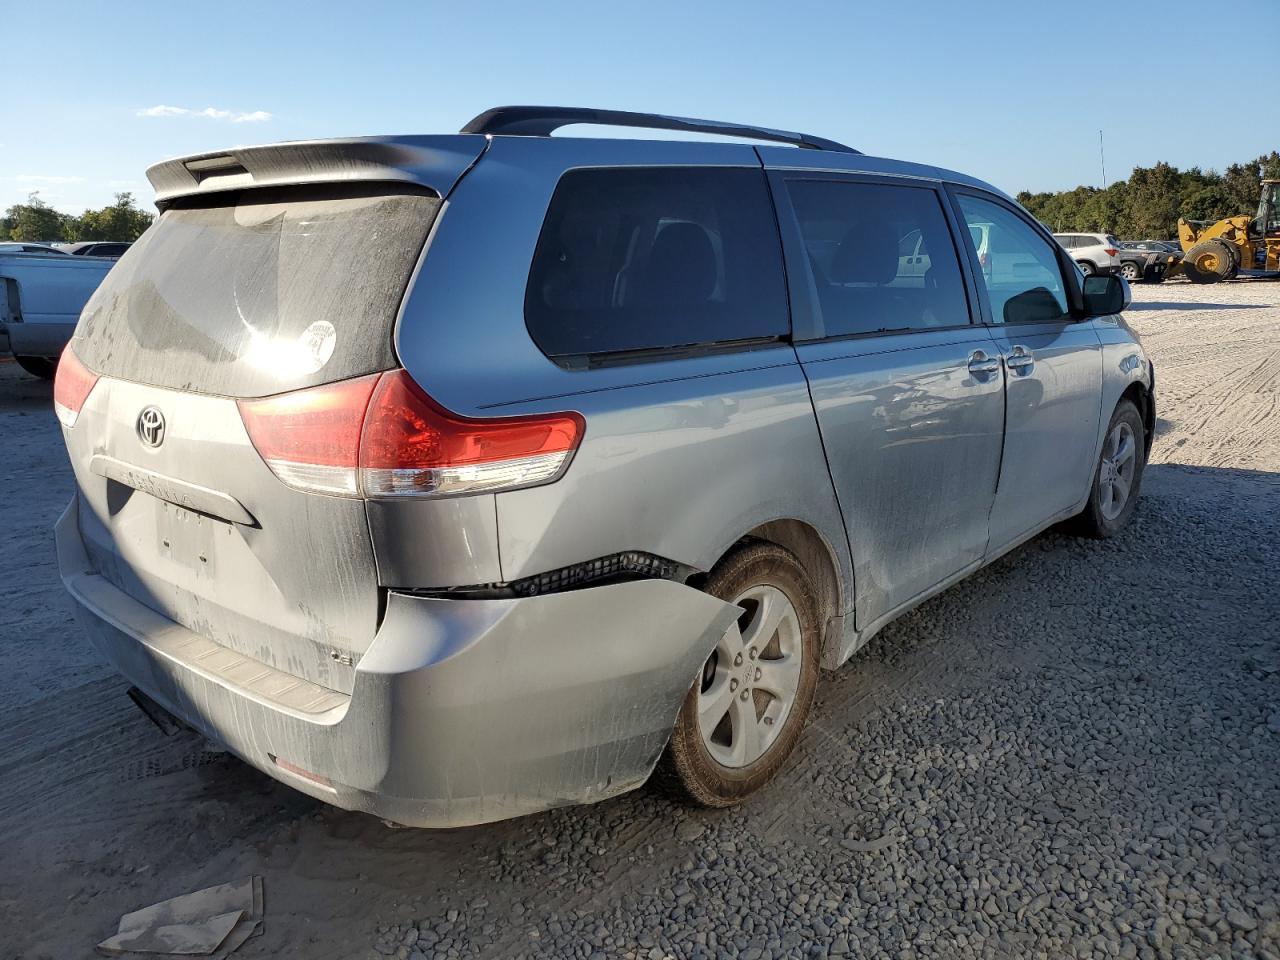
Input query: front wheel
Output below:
<box><xmin>1183</xmin><ymin>240</ymin><xmax>1234</xmax><ymax>284</ymax></box>
<box><xmin>1120</xmin><ymin>261</ymin><xmax>1142</xmax><ymax>282</ymax></box>
<box><xmin>1070</xmin><ymin>399</ymin><xmax>1146</xmax><ymax>538</ymax></box>
<box><xmin>659</xmin><ymin>542</ymin><xmax>821</xmax><ymax>807</ymax></box>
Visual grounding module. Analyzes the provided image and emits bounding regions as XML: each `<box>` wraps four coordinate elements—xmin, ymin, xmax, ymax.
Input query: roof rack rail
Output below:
<box><xmin>461</xmin><ymin>106</ymin><xmax>860</xmax><ymax>154</ymax></box>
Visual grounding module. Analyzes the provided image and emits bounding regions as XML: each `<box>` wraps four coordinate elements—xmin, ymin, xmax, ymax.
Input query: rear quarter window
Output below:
<box><xmin>524</xmin><ymin>167</ymin><xmax>788</xmax><ymax>364</ymax></box>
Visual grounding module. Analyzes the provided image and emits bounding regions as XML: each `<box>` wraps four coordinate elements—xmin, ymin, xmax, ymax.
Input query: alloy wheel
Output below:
<box><xmin>696</xmin><ymin>584</ymin><xmax>803</xmax><ymax>768</ymax></box>
<box><xmin>1098</xmin><ymin>421</ymin><xmax>1137</xmax><ymax>520</ymax></box>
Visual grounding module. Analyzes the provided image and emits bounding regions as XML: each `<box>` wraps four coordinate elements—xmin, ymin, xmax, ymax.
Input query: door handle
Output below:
<box><xmin>1006</xmin><ymin>346</ymin><xmax>1035</xmax><ymax>374</ymax></box>
<box><xmin>967</xmin><ymin>350</ymin><xmax>1001</xmax><ymax>376</ymax></box>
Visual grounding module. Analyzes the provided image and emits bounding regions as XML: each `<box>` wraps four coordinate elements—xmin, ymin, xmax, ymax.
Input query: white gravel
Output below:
<box><xmin>1</xmin><ymin>278</ymin><xmax>1277</xmax><ymax>960</ymax></box>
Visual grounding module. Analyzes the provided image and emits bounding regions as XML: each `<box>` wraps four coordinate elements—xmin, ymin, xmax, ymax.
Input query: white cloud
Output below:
<box><xmin>137</xmin><ymin>104</ymin><xmax>273</xmax><ymax>123</ymax></box>
<box><xmin>15</xmin><ymin>174</ymin><xmax>86</xmax><ymax>184</ymax></box>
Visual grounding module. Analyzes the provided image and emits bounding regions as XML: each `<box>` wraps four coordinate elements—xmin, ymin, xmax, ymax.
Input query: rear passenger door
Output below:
<box><xmin>951</xmin><ymin>191</ymin><xmax>1103</xmax><ymax>552</ymax></box>
<box><xmin>772</xmin><ymin>174</ymin><xmax>1006</xmax><ymax>630</ymax></box>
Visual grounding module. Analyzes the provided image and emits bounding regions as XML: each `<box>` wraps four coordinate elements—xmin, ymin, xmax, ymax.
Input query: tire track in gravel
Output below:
<box><xmin>1129</xmin><ymin>279</ymin><xmax>1280</xmax><ymax>470</ymax></box>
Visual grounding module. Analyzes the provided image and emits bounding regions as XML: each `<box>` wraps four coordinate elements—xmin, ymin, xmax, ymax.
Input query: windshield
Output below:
<box><xmin>73</xmin><ymin>185</ymin><xmax>440</xmax><ymax>397</ymax></box>
<box><xmin>1260</xmin><ymin>183</ymin><xmax>1280</xmax><ymax>234</ymax></box>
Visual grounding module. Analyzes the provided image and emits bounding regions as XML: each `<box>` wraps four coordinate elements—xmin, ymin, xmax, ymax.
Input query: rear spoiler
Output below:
<box><xmin>145</xmin><ymin>135</ymin><xmax>489</xmax><ymax>210</ymax></box>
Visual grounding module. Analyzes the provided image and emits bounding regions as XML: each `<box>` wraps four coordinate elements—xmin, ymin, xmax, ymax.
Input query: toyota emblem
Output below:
<box><xmin>137</xmin><ymin>406</ymin><xmax>166</xmax><ymax>448</ymax></box>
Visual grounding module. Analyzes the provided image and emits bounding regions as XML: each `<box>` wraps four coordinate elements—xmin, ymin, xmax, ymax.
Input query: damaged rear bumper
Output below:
<box><xmin>56</xmin><ymin>498</ymin><xmax>738</xmax><ymax>827</ymax></box>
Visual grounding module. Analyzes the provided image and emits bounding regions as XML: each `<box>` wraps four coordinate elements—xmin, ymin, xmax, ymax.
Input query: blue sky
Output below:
<box><xmin>4</xmin><ymin>0</ymin><xmax>1277</xmax><ymax>214</ymax></box>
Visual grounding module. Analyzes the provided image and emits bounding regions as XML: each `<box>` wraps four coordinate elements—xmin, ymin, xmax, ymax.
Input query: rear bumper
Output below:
<box><xmin>56</xmin><ymin>498</ymin><xmax>737</xmax><ymax>827</ymax></box>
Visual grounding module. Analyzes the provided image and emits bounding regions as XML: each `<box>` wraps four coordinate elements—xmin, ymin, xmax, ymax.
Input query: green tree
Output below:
<box><xmin>1123</xmin><ymin>162</ymin><xmax>1182</xmax><ymax>238</ymax></box>
<box><xmin>4</xmin><ymin>193</ymin><xmax>70</xmax><ymax>241</ymax></box>
<box><xmin>1222</xmin><ymin>160</ymin><xmax>1262</xmax><ymax>216</ymax></box>
<box><xmin>72</xmin><ymin>193</ymin><xmax>154</xmax><ymax>241</ymax></box>
<box><xmin>1017</xmin><ymin>151</ymin><xmax>1278</xmax><ymax>239</ymax></box>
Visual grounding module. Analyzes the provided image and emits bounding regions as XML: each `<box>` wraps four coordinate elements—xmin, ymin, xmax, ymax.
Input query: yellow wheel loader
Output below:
<box><xmin>1176</xmin><ymin>179</ymin><xmax>1280</xmax><ymax>283</ymax></box>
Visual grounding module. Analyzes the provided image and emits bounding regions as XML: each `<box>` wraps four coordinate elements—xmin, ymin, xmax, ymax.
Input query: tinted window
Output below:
<box><xmin>958</xmin><ymin>195</ymin><xmax>1068</xmax><ymax>325</ymax></box>
<box><xmin>525</xmin><ymin>167</ymin><xmax>788</xmax><ymax>360</ymax></box>
<box><xmin>784</xmin><ymin>180</ymin><xmax>971</xmax><ymax>337</ymax></box>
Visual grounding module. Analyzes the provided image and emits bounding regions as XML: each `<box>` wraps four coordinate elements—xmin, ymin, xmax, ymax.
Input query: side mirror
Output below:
<box><xmin>1082</xmin><ymin>274</ymin><xmax>1131</xmax><ymax>316</ymax></box>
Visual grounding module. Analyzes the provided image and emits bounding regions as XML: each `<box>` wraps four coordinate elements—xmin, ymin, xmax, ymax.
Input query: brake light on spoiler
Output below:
<box><xmin>237</xmin><ymin>370</ymin><xmax>585</xmax><ymax>499</ymax></box>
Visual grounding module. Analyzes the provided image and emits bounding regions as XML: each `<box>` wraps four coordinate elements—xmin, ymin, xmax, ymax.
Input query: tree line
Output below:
<box><xmin>3</xmin><ymin>192</ymin><xmax>154</xmax><ymax>243</ymax></box>
<box><xmin>6</xmin><ymin>152</ymin><xmax>1279</xmax><ymax>246</ymax></box>
<box><xmin>1017</xmin><ymin>152</ymin><xmax>1280</xmax><ymax>240</ymax></box>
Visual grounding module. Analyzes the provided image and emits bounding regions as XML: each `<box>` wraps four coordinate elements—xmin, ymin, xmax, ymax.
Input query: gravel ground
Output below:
<box><xmin>1</xmin><ymin>279</ymin><xmax>1278</xmax><ymax>960</ymax></box>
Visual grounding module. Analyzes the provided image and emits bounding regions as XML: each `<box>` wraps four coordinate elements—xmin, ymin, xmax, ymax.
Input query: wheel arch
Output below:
<box><xmin>700</xmin><ymin>518</ymin><xmax>849</xmax><ymax>665</ymax></box>
<box><xmin>1119</xmin><ymin>380</ymin><xmax>1154</xmax><ymax>457</ymax></box>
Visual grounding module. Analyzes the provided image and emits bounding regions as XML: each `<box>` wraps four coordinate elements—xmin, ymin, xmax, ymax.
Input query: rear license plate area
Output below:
<box><xmin>156</xmin><ymin>500</ymin><xmax>221</xmax><ymax>577</ymax></box>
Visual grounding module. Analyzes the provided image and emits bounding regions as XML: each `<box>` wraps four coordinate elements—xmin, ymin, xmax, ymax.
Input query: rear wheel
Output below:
<box><xmin>660</xmin><ymin>542</ymin><xmax>821</xmax><ymax>807</ymax></box>
<box><xmin>13</xmin><ymin>355</ymin><xmax>56</xmax><ymax>380</ymax></box>
<box><xmin>1120</xmin><ymin>261</ymin><xmax>1142</xmax><ymax>282</ymax></box>
<box><xmin>1070</xmin><ymin>399</ymin><xmax>1146</xmax><ymax>538</ymax></box>
<box><xmin>1076</xmin><ymin>260</ymin><xmax>1096</xmax><ymax>277</ymax></box>
<box><xmin>1183</xmin><ymin>239</ymin><xmax>1234</xmax><ymax>284</ymax></box>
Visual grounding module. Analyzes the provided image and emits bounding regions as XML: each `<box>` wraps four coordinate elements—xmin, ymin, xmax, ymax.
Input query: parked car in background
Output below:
<box><xmin>1053</xmin><ymin>233</ymin><xmax>1124</xmax><ymax>276</ymax></box>
<box><xmin>1120</xmin><ymin>241</ymin><xmax>1181</xmax><ymax>282</ymax></box>
<box><xmin>55</xmin><ymin>241</ymin><xmax>132</xmax><ymax>258</ymax></box>
<box><xmin>1125</xmin><ymin>240</ymin><xmax>1182</xmax><ymax>259</ymax></box>
<box><xmin>54</xmin><ymin>106</ymin><xmax>1154</xmax><ymax>827</ymax></box>
<box><xmin>0</xmin><ymin>248</ymin><xmax>114</xmax><ymax>377</ymax></box>
<box><xmin>1116</xmin><ymin>245</ymin><xmax>1164</xmax><ymax>283</ymax></box>
<box><xmin>0</xmin><ymin>242</ymin><xmax>70</xmax><ymax>255</ymax></box>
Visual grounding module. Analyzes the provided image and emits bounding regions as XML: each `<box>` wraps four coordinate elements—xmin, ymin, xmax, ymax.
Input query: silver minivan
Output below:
<box><xmin>54</xmin><ymin>107</ymin><xmax>1154</xmax><ymax>826</ymax></box>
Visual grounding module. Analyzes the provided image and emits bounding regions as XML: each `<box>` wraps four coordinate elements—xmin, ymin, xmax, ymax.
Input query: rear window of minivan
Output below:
<box><xmin>524</xmin><ymin>167</ymin><xmax>788</xmax><ymax>363</ymax></box>
<box><xmin>73</xmin><ymin>184</ymin><xmax>440</xmax><ymax>398</ymax></box>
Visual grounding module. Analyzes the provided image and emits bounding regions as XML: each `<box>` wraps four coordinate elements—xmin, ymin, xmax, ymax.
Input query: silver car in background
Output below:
<box><xmin>54</xmin><ymin>107</ymin><xmax>1154</xmax><ymax>826</ymax></box>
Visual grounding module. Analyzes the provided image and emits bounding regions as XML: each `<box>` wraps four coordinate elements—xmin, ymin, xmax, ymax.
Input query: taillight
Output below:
<box><xmin>238</xmin><ymin>370</ymin><xmax>584</xmax><ymax>499</ymax></box>
<box><xmin>53</xmin><ymin>349</ymin><xmax>99</xmax><ymax>428</ymax></box>
<box><xmin>360</xmin><ymin>369</ymin><xmax>584</xmax><ymax>497</ymax></box>
<box><xmin>1104</xmin><ymin>248</ymin><xmax>1119</xmax><ymax>257</ymax></box>
<box><xmin>237</xmin><ymin>374</ymin><xmax>379</xmax><ymax>496</ymax></box>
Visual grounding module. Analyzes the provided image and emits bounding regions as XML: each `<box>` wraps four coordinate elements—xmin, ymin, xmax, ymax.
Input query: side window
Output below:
<box><xmin>524</xmin><ymin>167</ymin><xmax>788</xmax><ymax>361</ymax></box>
<box><xmin>784</xmin><ymin>180</ymin><xmax>971</xmax><ymax>337</ymax></box>
<box><xmin>957</xmin><ymin>195</ymin><xmax>1069</xmax><ymax>325</ymax></box>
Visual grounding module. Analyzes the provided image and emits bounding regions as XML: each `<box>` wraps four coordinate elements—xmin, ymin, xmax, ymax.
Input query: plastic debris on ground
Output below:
<box><xmin>96</xmin><ymin>876</ymin><xmax>263</xmax><ymax>957</ymax></box>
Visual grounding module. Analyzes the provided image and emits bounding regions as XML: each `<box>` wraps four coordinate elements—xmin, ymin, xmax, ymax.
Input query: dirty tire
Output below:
<box><xmin>1183</xmin><ymin>239</ymin><xmax>1234</xmax><ymax>284</ymax></box>
<box><xmin>14</xmin><ymin>355</ymin><xmax>56</xmax><ymax>380</ymax></box>
<box><xmin>1076</xmin><ymin>260</ymin><xmax>1096</xmax><ymax>277</ymax></box>
<box><xmin>1120</xmin><ymin>262</ymin><xmax>1142</xmax><ymax>282</ymax></box>
<box><xmin>658</xmin><ymin>541</ymin><xmax>821</xmax><ymax>807</ymax></box>
<box><xmin>1069</xmin><ymin>398</ymin><xmax>1147</xmax><ymax>539</ymax></box>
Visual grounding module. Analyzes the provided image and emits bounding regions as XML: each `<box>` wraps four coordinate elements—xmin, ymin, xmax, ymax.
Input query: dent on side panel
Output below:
<box><xmin>357</xmin><ymin>580</ymin><xmax>741</xmax><ymax>825</ymax></box>
<box><xmin>365</xmin><ymin>494</ymin><xmax>503</xmax><ymax>588</ymax></box>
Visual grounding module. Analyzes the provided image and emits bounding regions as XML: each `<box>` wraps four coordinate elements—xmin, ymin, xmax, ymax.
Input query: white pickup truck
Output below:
<box><xmin>0</xmin><ymin>250</ymin><xmax>114</xmax><ymax>378</ymax></box>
